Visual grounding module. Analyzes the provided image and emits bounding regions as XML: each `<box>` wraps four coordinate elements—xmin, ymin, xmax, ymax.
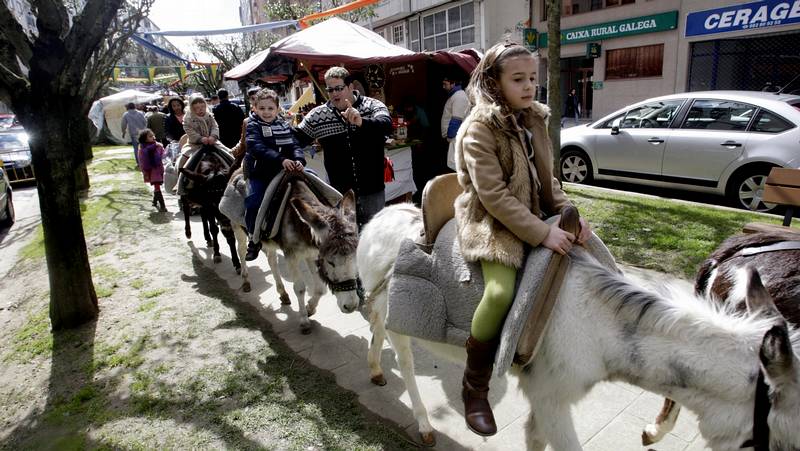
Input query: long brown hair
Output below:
<box><xmin>467</xmin><ymin>42</ymin><xmax>533</xmax><ymax>113</ymax></box>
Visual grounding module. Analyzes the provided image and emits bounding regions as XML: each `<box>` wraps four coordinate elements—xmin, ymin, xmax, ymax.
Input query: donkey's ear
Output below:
<box><xmin>338</xmin><ymin>190</ymin><xmax>356</xmax><ymax>223</ymax></box>
<box><xmin>291</xmin><ymin>198</ymin><xmax>329</xmax><ymax>240</ymax></box>
<box><xmin>760</xmin><ymin>323</ymin><xmax>796</xmax><ymax>387</ymax></box>
<box><xmin>744</xmin><ymin>266</ymin><xmax>779</xmax><ymax>317</ymax></box>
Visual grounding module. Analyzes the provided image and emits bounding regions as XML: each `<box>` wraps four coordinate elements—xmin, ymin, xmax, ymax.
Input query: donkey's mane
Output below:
<box><xmin>571</xmin><ymin>252</ymin><xmax>787</xmax><ymax>347</ymax></box>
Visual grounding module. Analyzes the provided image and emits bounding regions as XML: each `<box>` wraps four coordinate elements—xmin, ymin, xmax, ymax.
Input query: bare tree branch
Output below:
<box><xmin>61</xmin><ymin>0</ymin><xmax>125</xmax><ymax>89</ymax></box>
<box><xmin>0</xmin><ymin>1</ymin><xmax>34</xmax><ymax>63</ymax></box>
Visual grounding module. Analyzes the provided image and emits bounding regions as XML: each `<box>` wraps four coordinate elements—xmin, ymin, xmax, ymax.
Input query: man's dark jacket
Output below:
<box><xmin>213</xmin><ymin>100</ymin><xmax>246</xmax><ymax>148</ymax></box>
<box><xmin>294</xmin><ymin>92</ymin><xmax>392</xmax><ymax>195</ymax></box>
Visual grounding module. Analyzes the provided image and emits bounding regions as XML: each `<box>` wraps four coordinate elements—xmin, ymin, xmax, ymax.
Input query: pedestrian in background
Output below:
<box><xmin>563</xmin><ymin>88</ymin><xmax>580</xmax><ymax>127</ymax></box>
<box><xmin>145</xmin><ymin>104</ymin><xmax>167</xmax><ymax>145</ymax></box>
<box><xmin>164</xmin><ymin>96</ymin><xmax>186</xmax><ymax>143</ymax></box>
<box><xmin>441</xmin><ymin>73</ymin><xmax>470</xmax><ymax>171</ymax></box>
<box><xmin>137</xmin><ymin>128</ymin><xmax>167</xmax><ymax>212</ymax></box>
<box><xmin>121</xmin><ymin>102</ymin><xmax>146</xmax><ymax>167</ymax></box>
<box><xmin>212</xmin><ymin>88</ymin><xmax>246</xmax><ymax>149</ymax></box>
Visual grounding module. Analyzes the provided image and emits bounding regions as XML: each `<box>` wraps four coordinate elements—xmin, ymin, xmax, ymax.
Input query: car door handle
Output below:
<box><xmin>720</xmin><ymin>141</ymin><xmax>742</xmax><ymax>148</ymax></box>
<box><xmin>647</xmin><ymin>138</ymin><xmax>664</xmax><ymax>144</ymax></box>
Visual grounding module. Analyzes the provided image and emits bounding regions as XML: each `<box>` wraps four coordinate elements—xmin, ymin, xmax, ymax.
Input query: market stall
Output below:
<box><xmin>224</xmin><ymin>17</ymin><xmax>480</xmax><ymax>203</ymax></box>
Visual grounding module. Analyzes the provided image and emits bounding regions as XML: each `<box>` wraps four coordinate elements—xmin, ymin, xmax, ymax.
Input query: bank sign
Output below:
<box><xmin>539</xmin><ymin>11</ymin><xmax>678</xmax><ymax>47</ymax></box>
<box><xmin>686</xmin><ymin>0</ymin><xmax>800</xmax><ymax>37</ymax></box>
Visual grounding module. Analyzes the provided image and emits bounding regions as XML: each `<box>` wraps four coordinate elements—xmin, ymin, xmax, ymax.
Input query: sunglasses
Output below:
<box><xmin>325</xmin><ymin>85</ymin><xmax>347</xmax><ymax>93</ymax></box>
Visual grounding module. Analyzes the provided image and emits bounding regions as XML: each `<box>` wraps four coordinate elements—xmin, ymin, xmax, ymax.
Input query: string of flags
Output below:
<box><xmin>110</xmin><ymin>65</ymin><xmax>214</xmax><ymax>84</ymax></box>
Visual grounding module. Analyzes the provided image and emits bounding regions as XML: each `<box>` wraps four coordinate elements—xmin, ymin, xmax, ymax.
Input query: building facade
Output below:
<box><xmin>362</xmin><ymin>0</ymin><xmax>800</xmax><ymax>120</ymax></box>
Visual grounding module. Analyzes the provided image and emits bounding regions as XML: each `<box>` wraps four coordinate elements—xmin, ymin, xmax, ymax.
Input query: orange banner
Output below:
<box><xmin>298</xmin><ymin>0</ymin><xmax>381</xmax><ymax>28</ymax></box>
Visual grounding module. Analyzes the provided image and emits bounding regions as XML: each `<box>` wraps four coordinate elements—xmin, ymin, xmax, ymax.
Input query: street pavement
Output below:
<box><xmin>0</xmin><ymin>184</ymin><xmax>39</xmax><ymax>284</ymax></box>
<box><xmin>176</xmin><ymin>194</ymin><xmax>712</xmax><ymax>451</ymax></box>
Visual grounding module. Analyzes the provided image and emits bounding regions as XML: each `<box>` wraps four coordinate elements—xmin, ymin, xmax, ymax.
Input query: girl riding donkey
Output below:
<box><xmin>137</xmin><ymin>128</ymin><xmax>167</xmax><ymax>212</ymax></box>
<box><xmin>454</xmin><ymin>42</ymin><xmax>592</xmax><ymax>436</ymax></box>
<box><xmin>243</xmin><ymin>88</ymin><xmax>306</xmax><ymax>261</ymax></box>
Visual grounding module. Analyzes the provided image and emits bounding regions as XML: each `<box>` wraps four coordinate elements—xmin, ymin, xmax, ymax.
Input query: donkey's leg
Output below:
<box><xmin>182</xmin><ymin>196</ymin><xmax>192</xmax><ymax>239</ymax></box>
<box><xmin>367</xmin><ymin>300</ymin><xmax>388</xmax><ymax>386</ymax></box>
<box><xmin>232</xmin><ymin>225</ymin><xmax>251</xmax><ymax>292</ymax></box>
<box><xmin>205</xmin><ymin>209</ymin><xmax>221</xmax><ymax>263</ymax></box>
<box><xmin>266</xmin><ymin>248</ymin><xmax>290</xmax><ymax>305</ymax></box>
<box><xmin>642</xmin><ymin>399</ymin><xmax>680</xmax><ymax>446</ymax></box>
<box><xmin>303</xmin><ymin>257</ymin><xmax>325</xmax><ymax>317</ymax></box>
<box><xmin>202</xmin><ymin>210</ymin><xmax>213</xmax><ymax>248</ymax></box>
<box><xmin>525</xmin><ymin>397</ymin><xmax>581</xmax><ymax>451</ymax></box>
<box><xmin>385</xmin><ymin>331</ymin><xmax>435</xmax><ymax>447</ymax></box>
<box><xmin>220</xmin><ymin>219</ymin><xmax>240</xmax><ymax>274</ymax></box>
<box><xmin>523</xmin><ymin>411</ymin><xmax>547</xmax><ymax>451</ymax></box>
<box><xmin>286</xmin><ymin>256</ymin><xmax>311</xmax><ymax>334</ymax></box>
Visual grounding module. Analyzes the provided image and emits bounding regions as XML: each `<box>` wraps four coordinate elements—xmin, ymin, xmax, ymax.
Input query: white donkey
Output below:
<box><xmin>356</xmin><ymin>204</ymin><xmax>800</xmax><ymax>450</ymax></box>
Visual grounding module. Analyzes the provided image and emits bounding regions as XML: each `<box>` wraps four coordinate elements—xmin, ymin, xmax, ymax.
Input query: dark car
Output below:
<box><xmin>0</xmin><ymin>164</ymin><xmax>13</xmax><ymax>227</ymax></box>
<box><xmin>0</xmin><ymin>130</ymin><xmax>34</xmax><ymax>183</ymax></box>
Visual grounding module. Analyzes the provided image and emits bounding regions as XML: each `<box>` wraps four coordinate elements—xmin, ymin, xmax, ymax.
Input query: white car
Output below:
<box><xmin>560</xmin><ymin>91</ymin><xmax>800</xmax><ymax>211</ymax></box>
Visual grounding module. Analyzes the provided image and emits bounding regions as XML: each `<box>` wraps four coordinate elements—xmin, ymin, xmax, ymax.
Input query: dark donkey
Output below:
<box><xmin>179</xmin><ymin>147</ymin><xmax>242</xmax><ymax>272</ymax></box>
<box><xmin>643</xmin><ymin>230</ymin><xmax>800</xmax><ymax>446</ymax></box>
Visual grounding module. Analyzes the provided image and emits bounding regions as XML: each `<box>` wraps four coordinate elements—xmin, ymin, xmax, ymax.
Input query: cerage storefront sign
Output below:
<box><xmin>686</xmin><ymin>0</ymin><xmax>800</xmax><ymax>37</ymax></box>
<box><xmin>539</xmin><ymin>11</ymin><xmax>678</xmax><ymax>47</ymax></box>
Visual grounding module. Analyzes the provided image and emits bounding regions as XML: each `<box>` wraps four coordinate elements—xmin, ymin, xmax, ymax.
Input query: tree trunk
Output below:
<box><xmin>28</xmin><ymin>114</ymin><xmax>98</xmax><ymax>331</ymax></box>
<box><xmin>546</xmin><ymin>0</ymin><xmax>562</xmax><ymax>179</ymax></box>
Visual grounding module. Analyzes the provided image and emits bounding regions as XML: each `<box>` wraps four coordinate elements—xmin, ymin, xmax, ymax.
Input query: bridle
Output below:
<box><xmin>315</xmin><ymin>257</ymin><xmax>358</xmax><ymax>293</ymax></box>
<box><xmin>741</xmin><ymin>369</ymin><xmax>772</xmax><ymax>450</ymax></box>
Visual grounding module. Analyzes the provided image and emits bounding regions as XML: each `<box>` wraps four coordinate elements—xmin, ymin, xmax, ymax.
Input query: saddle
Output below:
<box><xmin>176</xmin><ymin>145</ymin><xmax>234</xmax><ymax>195</ymax></box>
<box><xmin>251</xmin><ymin>169</ymin><xmax>342</xmax><ymax>243</ymax></box>
<box><xmin>386</xmin><ymin>176</ymin><xmax>619</xmax><ymax>376</ymax></box>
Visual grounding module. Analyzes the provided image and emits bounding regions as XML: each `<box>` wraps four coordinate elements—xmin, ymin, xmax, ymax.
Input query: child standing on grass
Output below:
<box><xmin>453</xmin><ymin>42</ymin><xmax>592</xmax><ymax>436</ymax></box>
<box><xmin>243</xmin><ymin>88</ymin><xmax>305</xmax><ymax>261</ymax></box>
<box><xmin>138</xmin><ymin>128</ymin><xmax>167</xmax><ymax>212</ymax></box>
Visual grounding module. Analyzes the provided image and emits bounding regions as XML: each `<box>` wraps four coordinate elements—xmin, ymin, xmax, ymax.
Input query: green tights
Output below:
<box><xmin>470</xmin><ymin>260</ymin><xmax>518</xmax><ymax>342</ymax></box>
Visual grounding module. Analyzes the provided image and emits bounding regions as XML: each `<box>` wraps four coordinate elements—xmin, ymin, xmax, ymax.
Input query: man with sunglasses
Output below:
<box><xmin>295</xmin><ymin>66</ymin><xmax>392</xmax><ymax>229</ymax></box>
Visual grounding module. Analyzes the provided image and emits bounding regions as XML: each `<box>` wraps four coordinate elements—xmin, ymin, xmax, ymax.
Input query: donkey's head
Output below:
<box><xmin>291</xmin><ymin>190</ymin><xmax>360</xmax><ymax>313</ymax></box>
<box><xmin>742</xmin><ymin>267</ymin><xmax>800</xmax><ymax>451</ymax></box>
<box><xmin>180</xmin><ymin>154</ymin><xmax>229</xmax><ymax>200</ymax></box>
<box><xmin>708</xmin><ymin>266</ymin><xmax>800</xmax><ymax>451</ymax></box>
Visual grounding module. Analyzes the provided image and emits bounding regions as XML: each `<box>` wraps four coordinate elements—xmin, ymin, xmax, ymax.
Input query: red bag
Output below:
<box><xmin>384</xmin><ymin>156</ymin><xmax>395</xmax><ymax>183</ymax></box>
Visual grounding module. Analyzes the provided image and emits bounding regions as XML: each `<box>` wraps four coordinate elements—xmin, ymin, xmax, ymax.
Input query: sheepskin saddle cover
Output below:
<box><xmin>386</xmin><ymin>217</ymin><xmax>618</xmax><ymax>374</ymax></box>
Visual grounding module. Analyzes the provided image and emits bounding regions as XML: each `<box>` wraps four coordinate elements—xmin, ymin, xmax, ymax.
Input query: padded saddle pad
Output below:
<box><xmin>252</xmin><ymin>169</ymin><xmax>343</xmax><ymax>243</ymax></box>
<box><xmin>176</xmin><ymin>146</ymin><xmax>234</xmax><ymax>193</ymax></box>
<box><xmin>218</xmin><ymin>172</ymin><xmax>247</xmax><ymax>226</ymax></box>
<box><xmin>385</xmin><ymin>218</ymin><xmax>619</xmax><ymax>375</ymax></box>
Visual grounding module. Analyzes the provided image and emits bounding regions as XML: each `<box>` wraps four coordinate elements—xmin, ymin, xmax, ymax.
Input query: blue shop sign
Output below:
<box><xmin>686</xmin><ymin>0</ymin><xmax>800</xmax><ymax>37</ymax></box>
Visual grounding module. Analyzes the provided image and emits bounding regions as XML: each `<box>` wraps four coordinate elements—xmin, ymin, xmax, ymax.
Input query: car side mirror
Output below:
<box><xmin>611</xmin><ymin>125</ymin><xmax>620</xmax><ymax>135</ymax></box>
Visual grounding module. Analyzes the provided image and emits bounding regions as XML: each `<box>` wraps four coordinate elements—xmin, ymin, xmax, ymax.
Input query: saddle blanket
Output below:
<box><xmin>176</xmin><ymin>146</ymin><xmax>234</xmax><ymax>195</ymax></box>
<box><xmin>219</xmin><ymin>169</ymin><xmax>342</xmax><ymax>242</ymax></box>
<box><xmin>385</xmin><ymin>218</ymin><xmax>619</xmax><ymax>376</ymax></box>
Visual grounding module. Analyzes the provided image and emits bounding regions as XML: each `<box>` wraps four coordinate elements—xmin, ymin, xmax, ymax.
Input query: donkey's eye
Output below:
<box><xmin>327</xmin><ymin>260</ymin><xmax>336</xmax><ymax>268</ymax></box>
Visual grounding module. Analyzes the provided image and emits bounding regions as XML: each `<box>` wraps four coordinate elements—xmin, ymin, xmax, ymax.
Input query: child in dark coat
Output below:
<box><xmin>244</xmin><ymin>88</ymin><xmax>306</xmax><ymax>260</ymax></box>
<box><xmin>138</xmin><ymin>128</ymin><xmax>167</xmax><ymax>212</ymax></box>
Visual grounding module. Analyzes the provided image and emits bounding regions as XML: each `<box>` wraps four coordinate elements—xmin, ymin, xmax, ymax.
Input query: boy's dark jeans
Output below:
<box><xmin>245</xmin><ymin>177</ymin><xmax>269</xmax><ymax>235</ymax></box>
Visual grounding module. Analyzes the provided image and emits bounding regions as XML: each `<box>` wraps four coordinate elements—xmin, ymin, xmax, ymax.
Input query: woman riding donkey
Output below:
<box><xmin>454</xmin><ymin>42</ymin><xmax>592</xmax><ymax>436</ymax></box>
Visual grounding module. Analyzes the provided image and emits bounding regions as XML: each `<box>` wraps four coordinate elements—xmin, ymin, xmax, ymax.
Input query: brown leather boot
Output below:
<box><xmin>462</xmin><ymin>335</ymin><xmax>498</xmax><ymax>436</ymax></box>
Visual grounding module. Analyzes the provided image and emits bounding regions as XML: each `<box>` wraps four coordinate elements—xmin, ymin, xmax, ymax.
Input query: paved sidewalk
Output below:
<box><xmin>175</xmin><ymin>207</ymin><xmax>711</xmax><ymax>450</ymax></box>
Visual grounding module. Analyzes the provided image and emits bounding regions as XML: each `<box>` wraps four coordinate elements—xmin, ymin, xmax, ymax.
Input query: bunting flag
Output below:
<box><xmin>147</xmin><ymin>67</ymin><xmax>156</xmax><ymax>83</ymax></box>
<box><xmin>137</xmin><ymin>19</ymin><xmax>299</xmax><ymax>36</ymax></box>
<box><xmin>298</xmin><ymin>0</ymin><xmax>380</xmax><ymax>28</ymax></box>
<box><xmin>210</xmin><ymin>63</ymin><xmax>218</xmax><ymax>81</ymax></box>
<box><xmin>175</xmin><ymin>65</ymin><xmax>187</xmax><ymax>81</ymax></box>
<box><xmin>112</xmin><ymin>67</ymin><xmax>120</xmax><ymax>81</ymax></box>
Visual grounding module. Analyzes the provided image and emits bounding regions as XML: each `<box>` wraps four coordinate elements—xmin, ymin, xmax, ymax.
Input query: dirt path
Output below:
<box><xmin>0</xmin><ymin>149</ymin><xmax>414</xmax><ymax>450</ymax></box>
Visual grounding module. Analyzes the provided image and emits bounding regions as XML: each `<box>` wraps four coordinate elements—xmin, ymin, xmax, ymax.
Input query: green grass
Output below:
<box><xmin>565</xmin><ymin>184</ymin><xmax>796</xmax><ymax>278</ymax></box>
<box><xmin>129</xmin><ymin>278</ymin><xmax>144</xmax><ymax>289</ymax></box>
<box><xmin>140</xmin><ymin>288</ymin><xmax>168</xmax><ymax>299</ymax></box>
<box><xmin>4</xmin><ymin>308</ymin><xmax>52</xmax><ymax>362</ymax></box>
<box><xmin>89</xmin><ymin>158</ymin><xmax>138</xmax><ymax>175</ymax></box>
<box><xmin>138</xmin><ymin>300</ymin><xmax>157</xmax><ymax>313</ymax></box>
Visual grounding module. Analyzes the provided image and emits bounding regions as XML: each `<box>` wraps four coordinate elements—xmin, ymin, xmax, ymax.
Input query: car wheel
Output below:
<box><xmin>560</xmin><ymin>149</ymin><xmax>593</xmax><ymax>184</ymax></box>
<box><xmin>1</xmin><ymin>191</ymin><xmax>14</xmax><ymax>227</ymax></box>
<box><xmin>727</xmin><ymin>169</ymin><xmax>778</xmax><ymax>213</ymax></box>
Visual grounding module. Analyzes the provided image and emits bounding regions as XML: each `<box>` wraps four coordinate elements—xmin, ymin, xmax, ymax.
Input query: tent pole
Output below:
<box><xmin>300</xmin><ymin>60</ymin><xmax>329</xmax><ymax>101</ymax></box>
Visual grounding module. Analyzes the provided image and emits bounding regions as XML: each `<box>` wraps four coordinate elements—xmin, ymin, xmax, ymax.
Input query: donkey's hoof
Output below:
<box><xmin>185</xmin><ymin>229</ymin><xmax>192</xmax><ymax>239</ymax></box>
<box><xmin>370</xmin><ymin>374</ymin><xmax>387</xmax><ymax>386</ymax></box>
<box><xmin>213</xmin><ymin>254</ymin><xmax>222</xmax><ymax>263</ymax></box>
<box><xmin>206</xmin><ymin>240</ymin><xmax>213</xmax><ymax>248</ymax></box>
<box><xmin>300</xmin><ymin>324</ymin><xmax>312</xmax><ymax>335</ymax></box>
<box><xmin>307</xmin><ymin>305</ymin><xmax>317</xmax><ymax>317</ymax></box>
<box><xmin>420</xmin><ymin>432</ymin><xmax>436</xmax><ymax>447</ymax></box>
<box><xmin>235</xmin><ymin>266</ymin><xmax>241</xmax><ymax>275</ymax></box>
<box><xmin>641</xmin><ymin>430</ymin><xmax>657</xmax><ymax>446</ymax></box>
<box><xmin>279</xmin><ymin>293</ymin><xmax>291</xmax><ymax>305</ymax></box>
<box><xmin>242</xmin><ymin>281</ymin><xmax>251</xmax><ymax>293</ymax></box>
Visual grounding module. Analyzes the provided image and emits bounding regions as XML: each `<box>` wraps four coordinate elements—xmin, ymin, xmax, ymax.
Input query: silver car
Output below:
<box><xmin>560</xmin><ymin>91</ymin><xmax>800</xmax><ymax>211</ymax></box>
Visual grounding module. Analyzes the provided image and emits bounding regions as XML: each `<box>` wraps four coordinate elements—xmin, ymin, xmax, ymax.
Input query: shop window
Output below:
<box><xmin>422</xmin><ymin>1</ymin><xmax>475</xmax><ymax>51</ymax></box>
<box><xmin>681</xmin><ymin>99</ymin><xmax>753</xmax><ymax>131</ymax></box>
<box><xmin>409</xmin><ymin>18</ymin><xmax>420</xmax><ymax>51</ymax></box>
<box><xmin>543</xmin><ymin>0</ymin><xmax>634</xmax><ymax>18</ymax></box>
<box><xmin>751</xmin><ymin>110</ymin><xmax>793</xmax><ymax>133</ymax></box>
<box><xmin>606</xmin><ymin>44</ymin><xmax>663</xmax><ymax>79</ymax></box>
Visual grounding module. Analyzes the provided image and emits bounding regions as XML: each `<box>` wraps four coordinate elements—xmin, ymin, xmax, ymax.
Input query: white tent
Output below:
<box><xmin>88</xmin><ymin>89</ymin><xmax>162</xmax><ymax>144</ymax></box>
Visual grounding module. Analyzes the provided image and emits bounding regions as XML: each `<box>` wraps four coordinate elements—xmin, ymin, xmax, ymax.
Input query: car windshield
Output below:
<box><xmin>0</xmin><ymin>133</ymin><xmax>27</xmax><ymax>150</ymax></box>
<box><xmin>0</xmin><ymin>117</ymin><xmax>14</xmax><ymax>128</ymax></box>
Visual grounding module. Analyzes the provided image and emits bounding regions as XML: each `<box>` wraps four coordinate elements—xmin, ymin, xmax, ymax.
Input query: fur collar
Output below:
<box><xmin>469</xmin><ymin>100</ymin><xmax>550</xmax><ymax>132</ymax></box>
